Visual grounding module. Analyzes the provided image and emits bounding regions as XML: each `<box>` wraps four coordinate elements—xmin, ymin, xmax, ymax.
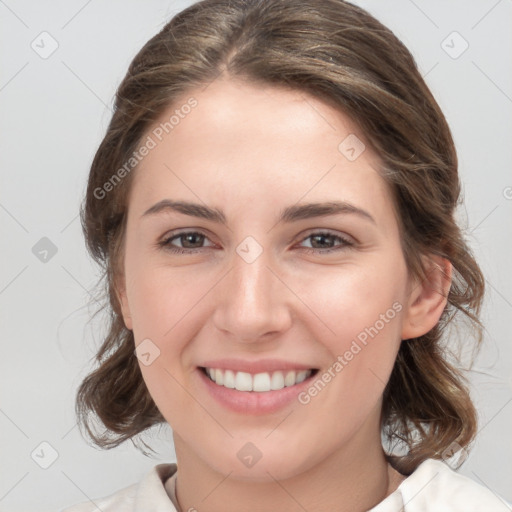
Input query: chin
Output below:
<box><xmin>203</xmin><ymin>442</ymin><xmax>322</xmax><ymax>483</ymax></box>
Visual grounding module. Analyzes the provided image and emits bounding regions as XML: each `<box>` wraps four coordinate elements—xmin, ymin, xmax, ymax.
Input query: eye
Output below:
<box><xmin>157</xmin><ymin>229</ymin><xmax>355</xmax><ymax>255</ymax></box>
<box><xmin>297</xmin><ymin>231</ymin><xmax>354</xmax><ymax>254</ymax></box>
<box><xmin>158</xmin><ymin>230</ymin><xmax>215</xmax><ymax>254</ymax></box>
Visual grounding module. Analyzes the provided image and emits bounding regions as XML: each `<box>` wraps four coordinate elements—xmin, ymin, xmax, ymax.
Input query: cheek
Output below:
<box><xmin>293</xmin><ymin>258</ymin><xmax>406</xmax><ymax>410</ymax></box>
<box><xmin>126</xmin><ymin>263</ymin><xmax>212</xmax><ymax>408</ymax></box>
<box><xmin>129</xmin><ymin>268</ymin><xmax>203</xmax><ymax>421</ymax></box>
<box><xmin>293</xmin><ymin>260</ymin><xmax>406</xmax><ymax>349</ymax></box>
<box><xmin>126</xmin><ymin>262</ymin><xmax>202</xmax><ymax>340</ymax></box>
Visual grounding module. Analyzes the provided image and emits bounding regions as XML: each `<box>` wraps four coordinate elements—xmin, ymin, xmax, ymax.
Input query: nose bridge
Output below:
<box><xmin>214</xmin><ymin>240</ymin><xmax>290</xmax><ymax>341</ymax></box>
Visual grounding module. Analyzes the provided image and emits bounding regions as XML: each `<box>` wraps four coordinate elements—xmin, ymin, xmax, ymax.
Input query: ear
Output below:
<box><xmin>115</xmin><ymin>273</ymin><xmax>133</xmax><ymax>331</ymax></box>
<box><xmin>401</xmin><ymin>254</ymin><xmax>452</xmax><ymax>341</ymax></box>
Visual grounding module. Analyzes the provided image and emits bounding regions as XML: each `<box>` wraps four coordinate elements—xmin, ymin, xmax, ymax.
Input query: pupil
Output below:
<box><xmin>184</xmin><ymin>233</ymin><xmax>203</xmax><ymax>248</ymax></box>
<box><xmin>312</xmin><ymin>234</ymin><xmax>331</xmax><ymax>248</ymax></box>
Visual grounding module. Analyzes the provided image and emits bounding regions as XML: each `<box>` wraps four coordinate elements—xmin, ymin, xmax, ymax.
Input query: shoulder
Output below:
<box><xmin>61</xmin><ymin>463</ymin><xmax>178</xmax><ymax>512</ymax></box>
<box><xmin>373</xmin><ymin>458</ymin><xmax>511</xmax><ymax>511</ymax></box>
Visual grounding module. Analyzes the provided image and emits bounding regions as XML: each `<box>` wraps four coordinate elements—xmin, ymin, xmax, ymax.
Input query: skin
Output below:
<box><xmin>117</xmin><ymin>76</ymin><xmax>452</xmax><ymax>512</ymax></box>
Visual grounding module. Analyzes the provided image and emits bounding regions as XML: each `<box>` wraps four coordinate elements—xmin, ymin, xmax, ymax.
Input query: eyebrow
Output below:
<box><xmin>141</xmin><ymin>199</ymin><xmax>376</xmax><ymax>225</ymax></box>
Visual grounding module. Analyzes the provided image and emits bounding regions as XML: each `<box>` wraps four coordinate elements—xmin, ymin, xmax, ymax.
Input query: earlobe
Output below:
<box><xmin>401</xmin><ymin>255</ymin><xmax>452</xmax><ymax>341</ymax></box>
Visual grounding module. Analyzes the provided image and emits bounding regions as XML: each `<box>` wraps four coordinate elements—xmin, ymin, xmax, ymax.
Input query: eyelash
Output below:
<box><xmin>157</xmin><ymin>230</ymin><xmax>355</xmax><ymax>255</ymax></box>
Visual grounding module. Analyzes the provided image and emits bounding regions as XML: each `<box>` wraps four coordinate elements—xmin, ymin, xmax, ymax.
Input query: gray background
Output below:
<box><xmin>1</xmin><ymin>1</ymin><xmax>511</xmax><ymax>510</ymax></box>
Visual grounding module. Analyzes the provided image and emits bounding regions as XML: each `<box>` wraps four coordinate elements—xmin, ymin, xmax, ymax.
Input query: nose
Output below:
<box><xmin>212</xmin><ymin>246</ymin><xmax>292</xmax><ymax>343</ymax></box>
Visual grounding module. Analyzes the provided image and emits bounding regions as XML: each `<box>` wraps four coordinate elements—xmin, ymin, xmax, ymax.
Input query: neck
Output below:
<box><xmin>171</xmin><ymin>430</ymin><xmax>404</xmax><ymax>512</ymax></box>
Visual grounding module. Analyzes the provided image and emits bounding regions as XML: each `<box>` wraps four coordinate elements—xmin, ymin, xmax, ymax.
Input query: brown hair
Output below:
<box><xmin>77</xmin><ymin>0</ymin><xmax>485</xmax><ymax>474</ymax></box>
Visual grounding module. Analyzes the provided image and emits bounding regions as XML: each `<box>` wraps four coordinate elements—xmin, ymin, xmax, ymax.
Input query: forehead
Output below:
<box><xmin>129</xmin><ymin>78</ymin><xmax>393</xmax><ymax>223</ymax></box>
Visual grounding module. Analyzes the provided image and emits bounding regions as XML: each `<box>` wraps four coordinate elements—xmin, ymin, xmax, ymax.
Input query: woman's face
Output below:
<box><xmin>118</xmin><ymin>77</ymin><xmax>422</xmax><ymax>480</ymax></box>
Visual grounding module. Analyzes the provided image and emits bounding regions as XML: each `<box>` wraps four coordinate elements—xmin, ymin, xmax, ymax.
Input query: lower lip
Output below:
<box><xmin>197</xmin><ymin>368</ymin><xmax>317</xmax><ymax>415</ymax></box>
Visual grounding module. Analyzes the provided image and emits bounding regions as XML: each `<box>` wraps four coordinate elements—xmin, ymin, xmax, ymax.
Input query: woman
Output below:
<box><xmin>64</xmin><ymin>0</ymin><xmax>509</xmax><ymax>510</ymax></box>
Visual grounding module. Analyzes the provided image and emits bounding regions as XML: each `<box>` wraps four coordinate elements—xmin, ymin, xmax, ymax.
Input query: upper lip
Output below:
<box><xmin>200</xmin><ymin>358</ymin><xmax>318</xmax><ymax>374</ymax></box>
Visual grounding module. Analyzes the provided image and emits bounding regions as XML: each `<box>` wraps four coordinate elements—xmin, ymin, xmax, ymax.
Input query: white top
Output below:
<box><xmin>61</xmin><ymin>458</ymin><xmax>510</xmax><ymax>512</ymax></box>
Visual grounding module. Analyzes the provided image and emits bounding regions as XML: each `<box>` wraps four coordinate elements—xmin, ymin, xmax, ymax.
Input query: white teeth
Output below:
<box><xmin>204</xmin><ymin>367</ymin><xmax>313</xmax><ymax>392</ymax></box>
<box><xmin>284</xmin><ymin>371</ymin><xmax>296</xmax><ymax>387</ymax></box>
<box><xmin>296</xmin><ymin>370</ymin><xmax>308</xmax><ymax>384</ymax></box>
<box><xmin>214</xmin><ymin>368</ymin><xmax>224</xmax><ymax>386</ymax></box>
<box><xmin>270</xmin><ymin>371</ymin><xmax>285</xmax><ymax>390</ymax></box>
<box><xmin>235</xmin><ymin>371</ymin><xmax>253</xmax><ymax>391</ymax></box>
<box><xmin>253</xmin><ymin>372</ymin><xmax>271</xmax><ymax>392</ymax></box>
<box><xmin>223</xmin><ymin>369</ymin><xmax>235</xmax><ymax>389</ymax></box>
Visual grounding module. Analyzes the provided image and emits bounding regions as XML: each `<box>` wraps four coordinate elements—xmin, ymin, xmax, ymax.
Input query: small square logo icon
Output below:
<box><xmin>338</xmin><ymin>134</ymin><xmax>366</xmax><ymax>161</ymax></box>
<box><xmin>31</xmin><ymin>441</ymin><xmax>59</xmax><ymax>469</ymax></box>
<box><xmin>135</xmin><ymin>338</ymin><xmax>161</xmax><ymax>366</ymax></box>
<box><xmin>441</xmin><ymin>441</ymin><xmax>468</xmax><ymax>469</ymax></box>
<box><xmin>236</xmin><ymin>236</ymin><xmax>263</xmax><ymax>264</ymax></box>
<box><xmin>237</xmin><ymin>442</ymin><xmax>263</xmax><ymax>468</ymax></box>
<box><xmin>31</xmin><ymin>31</ymin><xmax>59</xmax><ymax>59</ymax></box>
<box><xmin>441</xmin><ymin>31</ymin><xmax>469</xmax><ymax>59</ymax></box>
<box><xmin>32</xmin><ymin>237</ymin><xmax>58</xmax><ymax>263</ymax></box>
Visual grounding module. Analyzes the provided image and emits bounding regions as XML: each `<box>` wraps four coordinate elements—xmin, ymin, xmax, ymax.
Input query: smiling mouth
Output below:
<box><xmin>200</xmin><ymin>367</ymin><xmax>319</xmax><ymax>392</ymax></box>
